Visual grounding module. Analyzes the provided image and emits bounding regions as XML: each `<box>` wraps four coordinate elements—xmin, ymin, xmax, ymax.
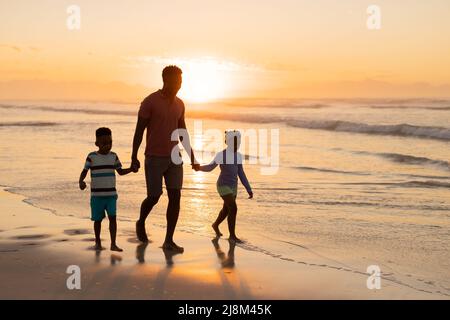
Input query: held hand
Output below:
<box><xmin>191</xmin><ymin>163</ymin><xmax>200</xmax><ymax>171</ymax></box>
<box><xmin>79</xmin><ymin>181</ymin><xmax>87</xmax><ymax>190</ymax></box>
<box><xmin>131</xmin><ymin>157</ymin><xmax>140</xmax><ymax>172</ymax></box>
<box><xmin>248</xmin><ymin>191</ymin><xmax>253</xmax><ymax>199</ymax></box>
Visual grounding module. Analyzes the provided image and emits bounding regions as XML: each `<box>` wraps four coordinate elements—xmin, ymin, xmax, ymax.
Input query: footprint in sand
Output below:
<box><xmin>0</xmin><ymin>249</ymin><xmax>19</xmax><ymax>253</ymax></box>
<box><xmin>127</xmin><ymin>237</ymin><xmax>144</xmax><ymax>244</ymax></box>
<box><xmin>64</xmin><ymin>229</ymin><xmax>91</xmax><ymax>236</ymax></box>
<box><xmin>13</xmin><ymin>234</ymin><xmax>51</xmax><ymax>240</ymax></box>
<box><xmin>82</xmin><ymin>237</ymin><xmax>105</xmax><ymax>242</ymax></box>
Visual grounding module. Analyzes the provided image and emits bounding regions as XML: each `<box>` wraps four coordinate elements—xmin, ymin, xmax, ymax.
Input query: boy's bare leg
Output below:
<box><xmin>94</xmin><ymin>221</ymin><xmax>104</xmax><ymax>250</ymax></box>
<box><xmin>108</xmin><ymin>216</ymin><xmax>123</xmax><ymax>252</ymax></box>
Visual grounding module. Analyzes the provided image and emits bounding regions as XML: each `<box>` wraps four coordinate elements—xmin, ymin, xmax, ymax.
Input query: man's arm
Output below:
<box><xmin>178</xmin><ymin>115</ymin><xmax>199</xmax><ymax>169</ymax></box>
<box><xmin>131</xmin><ymin>116</ymin><xmax>149</xmax><ymax>170</ymax></box>
<box><xmin>79</xmin><ymin>169</ymin><xmax>88</xmax><ymax>190</ymax></box>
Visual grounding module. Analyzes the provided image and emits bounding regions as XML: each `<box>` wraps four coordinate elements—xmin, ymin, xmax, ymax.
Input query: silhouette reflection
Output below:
<box><xmin>110</xmin><ymin>254</ymin><xmax>122</xmax><ymax>265</ymax></box>
<box><xmin>162</xmin><ymin>247</ymin><xmax>183</xmax><ymax>268</ymax></box>
<box><xmin>136</xmin><ymin>242</ymin><xmax>149</xmax><ymax>264</ymax></box>
<box><xmin>212</xmin><ymin>237</ymin><xmax>235</xmax><ymax>269</ymax></box>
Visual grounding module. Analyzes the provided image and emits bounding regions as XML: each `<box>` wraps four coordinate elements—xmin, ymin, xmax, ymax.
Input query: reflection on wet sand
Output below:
<box><xmin>93</xmin><ymin>248</ymin><xmax>122</xmax><ymax>266</ymax></box>
<box><xmin>211</xmin><ymin>237</ymin><xmax>253</xmax><ymax>299</ymax></box>
<box><xmin>95</xmin><ymin>249</ymin><xmax>101</xmax><ymax>263</ymax></box>
<box><xmin>110</xmin><ymin>254</ymin><xmax>122</xmax><ymax>265</ymax></box>
<box><xmin>212</xmin><ymin>237</ymin><xmax>235</xmax><ymax>269</ymax></box>
<box><xmin>136</xmin><ymin>242</ymin><xmax>148</xmax><ymax>264</ymax></box>
<box><xmin>149</xmin><ymin>247</ymin><xmax>182</xmax><ymax>299</ymax></box>
<box><xmin>162</xmin><ymin>247</ymin><xmax>183</xmax><ymax>268</ymax></box>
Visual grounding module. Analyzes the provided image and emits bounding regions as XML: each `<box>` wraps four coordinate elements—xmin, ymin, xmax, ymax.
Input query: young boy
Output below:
<box><xmin>195</xmin><ymin>130</ymin><xmax>253</xmax><ymax>243</ymax></box>
<box><xmin>79</xmin><ymin>127</ymin><xmax>135</xmax><ymax>251</ymax></box>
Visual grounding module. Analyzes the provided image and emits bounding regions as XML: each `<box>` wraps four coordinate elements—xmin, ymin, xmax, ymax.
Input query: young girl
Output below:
<box><xmin>195</xmin><ymin>130</ymin><xmax>253</xmax><ymax>243</ymax></box>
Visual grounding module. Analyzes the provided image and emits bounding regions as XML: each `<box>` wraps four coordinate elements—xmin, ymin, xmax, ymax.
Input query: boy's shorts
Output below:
<box><xmin>217</xmin><ymin>184</ymin><xmax>237</xmax><ymax>197</ymax></box>
<box><xmin>90</xmin><ymin>195</ymin><xmax>117</xmax><ymax>221</ymax></box>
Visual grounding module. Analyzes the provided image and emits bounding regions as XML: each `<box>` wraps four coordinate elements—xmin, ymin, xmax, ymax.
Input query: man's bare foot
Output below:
<box><xmin>229</xmin><ymin>236</ymin><xmax>244</xmax><ymax>244</ymax></box>
<box><xmin>110</xmin><ymin>244</ymin><xmax>123</xmax><ymax>252</ymax></box>
<box><xmin>212</xmin><ymin>223</ymin><xmax>223</xmax><ymax>237</ymax></box>
<box><xmin>136</xmin><ymin>221</ymin><xmax>149</xmax><ymax>243</ymax></box>
<box><xmin>162</xmin><ymin>241</ymin><xmax>184</xmax><ymax>253</ymax></box>
<box><xmin>94</xmin><ymin>243</ymin><xmax>105</xmax><ymax>251</ymax></box>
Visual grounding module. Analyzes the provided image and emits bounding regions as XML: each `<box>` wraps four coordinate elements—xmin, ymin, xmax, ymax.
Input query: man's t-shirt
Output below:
<box><xmin>138</xmin><ymin>89</ymin><xmax>185</xmax><ymax>157</ymax></box>
<box><xmin>84</xmin><ymin>151</ymin><xmax>122</xmax><ymax>197</ymax></box>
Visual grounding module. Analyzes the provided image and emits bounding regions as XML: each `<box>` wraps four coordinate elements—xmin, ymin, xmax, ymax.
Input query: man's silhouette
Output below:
<box><xmin>131</xmin><ymin>65</ymin><xmax>198</xmax><ymax>252</ymax></box>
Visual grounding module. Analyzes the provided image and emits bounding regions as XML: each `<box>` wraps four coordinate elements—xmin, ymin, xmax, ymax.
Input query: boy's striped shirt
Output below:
<box><xmin>84</xmin><ymin>151</ymin><xmax>122</xmax><ymax>196</ymax></box>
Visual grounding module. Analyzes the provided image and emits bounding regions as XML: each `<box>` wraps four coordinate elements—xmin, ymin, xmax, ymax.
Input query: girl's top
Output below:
<box><xmin>199</xmin><ymin>149</ymin><xmax>252</xmax><ymax>194</ymax></box>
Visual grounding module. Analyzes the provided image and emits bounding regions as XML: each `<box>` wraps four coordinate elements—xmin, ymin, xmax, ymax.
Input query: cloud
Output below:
<box><xmin>0</xmin><ymin>79</ymin><xmax>150</xmax><ymax>103</ymax></box>
<box><xmin>123</xmin><ymin>55</ymin><xmax>264</xmax><ymax>72</ymax></box>
<box><xmin>0</xmin><ymin>44</ymin><xmax>40</xmax><ymax>53</ymax></box>
<box><xmin>0</xmin><ymin>44</ymin><xmax>21</xmax><ymax>52</ymax></box>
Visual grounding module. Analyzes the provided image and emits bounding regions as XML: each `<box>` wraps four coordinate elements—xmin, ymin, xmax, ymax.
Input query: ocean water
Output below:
<box><xmin>1</xmin><ymin>98</ymin><xmax>449</xmax><ymax>297</ymax></box>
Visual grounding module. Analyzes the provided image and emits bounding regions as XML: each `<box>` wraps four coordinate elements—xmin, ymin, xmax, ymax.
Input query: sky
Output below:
<box><xmin>1</xmin><ymin>0</ymin><xmax>450</xmax><ymax>102</ymax></box>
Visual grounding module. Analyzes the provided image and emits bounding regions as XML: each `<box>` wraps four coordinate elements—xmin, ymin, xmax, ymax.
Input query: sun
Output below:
<box><xmin>173</xmin><ymin>57</ymin><xmax>230</xmax><ymax>103</ymax></box>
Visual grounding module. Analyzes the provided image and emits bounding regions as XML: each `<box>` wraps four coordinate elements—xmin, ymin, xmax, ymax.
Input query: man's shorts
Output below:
<box><xmin>90</xmin><ymin>195</ymin><xmax>117</xmax><ymax>221</ymax></box>
<box><xmin>145</xmin><ymin>156</ymin><xmax>183</xmax><ymax>197</ymax></box>
<box><xmin>217</xmin><ymin>184</ymin><xmax>238</xmax><ymax>197</ymax></box>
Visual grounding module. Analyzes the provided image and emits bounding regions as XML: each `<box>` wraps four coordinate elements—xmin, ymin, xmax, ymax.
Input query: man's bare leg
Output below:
<box><xmin>136</xmin><ymin>195</ymin><xmax>160</xmax><ymax>242</ymax></box>
<box><xmin>162</xmin><ymin>188</ymin><xmax>184</xmax><ymax>252</ymax></box>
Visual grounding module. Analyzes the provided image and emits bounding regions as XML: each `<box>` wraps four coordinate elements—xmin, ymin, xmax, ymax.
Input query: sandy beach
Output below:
<box><xmin>0</xmin><ymin>187</ymin><xmax>444</xmax><ymax>300</ymax></box>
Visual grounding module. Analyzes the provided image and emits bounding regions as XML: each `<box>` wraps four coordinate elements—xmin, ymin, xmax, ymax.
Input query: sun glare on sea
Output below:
<box><xmin>173</xmin><ymin>57</ymin><xmax>231</xmax><ymax>103</ymax></box>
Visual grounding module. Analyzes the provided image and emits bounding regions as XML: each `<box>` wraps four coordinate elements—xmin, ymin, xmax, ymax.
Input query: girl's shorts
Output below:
<box><xmin>217</xmin><ymin>184</ymin><xmax>237</xmax><ymax>197</ymax></box>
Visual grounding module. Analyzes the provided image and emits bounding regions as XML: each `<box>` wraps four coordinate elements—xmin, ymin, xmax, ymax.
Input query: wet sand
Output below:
<box><xmin>0</xmin><ymin>188</ymin><xmax>443</xmax><ymax>299</ymax></box>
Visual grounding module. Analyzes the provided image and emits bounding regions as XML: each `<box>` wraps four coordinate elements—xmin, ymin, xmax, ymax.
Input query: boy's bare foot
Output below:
<box><xmin>212</xmin><ymin>223</ymin><xmax>223</xmax><ymax>237</ymax></box>
<box><xmin>229</xmin><ymin>236</ymin><xmax>244</xmax><ymax>244</ymax></box>
<box><xmin>136</xmin><ymin>221</ymin><xmax>149</xmax><ymax>243</ymax></box>
<box><xmin>94</xmin><ymin>243</ymin><xmax>105</xmax><ymax>251</ymax></box>
<box><xmin>110</xmin><ymin>244</ymin><xmax>123</xmax><ymax>252</ymax></box>
<box><xmin>162</xmin><ymin>241</ymin><xmax>184</xmax><ymax>253</ymax></box>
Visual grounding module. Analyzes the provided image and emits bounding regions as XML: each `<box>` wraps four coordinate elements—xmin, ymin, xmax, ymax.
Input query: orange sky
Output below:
<box><xmin>1</xmin><ymin>0</ymin><xmax>450</xmax><ymax>102</ymax></box>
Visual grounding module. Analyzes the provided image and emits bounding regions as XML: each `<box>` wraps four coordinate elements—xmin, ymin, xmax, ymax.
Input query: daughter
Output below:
<box><xmin>195</xmin><ymin>130</ymin><xmax>253</xmax><ymax>243</ymax></box>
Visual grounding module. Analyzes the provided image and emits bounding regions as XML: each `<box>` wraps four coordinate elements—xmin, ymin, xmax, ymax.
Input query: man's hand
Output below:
<box><xmin>131</xmin><ymin>157</ymin><xmax>141</xmax><ymax>172</ymax></box>
<box><xmin>79</xmin><ymin>181</ymin><xmax>87</xmax><ymax>190</ymax></box>
<box><xmin>191</xmin><ymin>163</ymin><xmax>200</xmax><ymax>171</ymax></box>
<box><xmin>248</xmin><ymin>191</ymin><xmax>253</xmax><ymax>199</ymax></box>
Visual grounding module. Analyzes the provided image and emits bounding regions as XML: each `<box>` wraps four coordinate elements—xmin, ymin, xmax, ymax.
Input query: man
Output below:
<box><xmin>131</xmin><ymin>65</ymin><xmax>199</xmax><ymax>252</ymax></box>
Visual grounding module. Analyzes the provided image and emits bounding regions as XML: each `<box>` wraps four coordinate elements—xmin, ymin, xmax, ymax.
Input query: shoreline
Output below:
<box><xmin>0</xmin><ymin>187</ymin><xmax>445</xmax><ymax>299</ymax></box>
